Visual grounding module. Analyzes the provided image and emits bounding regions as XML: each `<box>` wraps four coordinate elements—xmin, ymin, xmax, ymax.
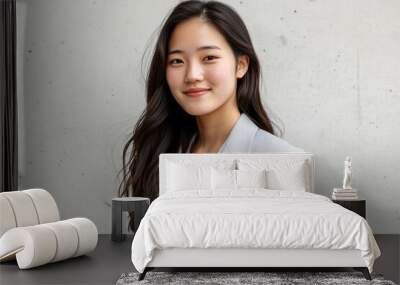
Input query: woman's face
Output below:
<box><xmin>166</xmin><ymin>17</ymin><xmax>248</xmax><ymax>116</ymax></box>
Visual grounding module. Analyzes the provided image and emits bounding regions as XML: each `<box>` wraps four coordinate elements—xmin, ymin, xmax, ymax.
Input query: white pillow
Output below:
<box><xmin>236</xmin><ymin>169</ymin><xmax>268</xmax><ymax>188</ymax></box>
<box><xmin>166</xmin><ymin>161</ymin><xmax>212</xmax><ymax>191</ymax></box>
<box><xmin>237</xmin><ymin>159</ymin><xmax>309</xmax><ymax>191</ymax></box>
<box><xmin>212</xmin><ymin>168</ymin><xmax>268</xmax><ymax>190</ymax></box>
<box><xmin>212</xmin><ymin>168</ymin><xmax>237</xmax><ymax>190</ymax></box>
<box><xmin>266</xmin><ymin>163</ymin><xmax>307</xmax><ymax>191</ymax></box>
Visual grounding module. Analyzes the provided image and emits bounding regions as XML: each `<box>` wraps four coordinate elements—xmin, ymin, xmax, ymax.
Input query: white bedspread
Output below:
<box><xmin>131</xmin><ymin>190</ymin><xmax>381</xmax><ymax>273</ymax></box>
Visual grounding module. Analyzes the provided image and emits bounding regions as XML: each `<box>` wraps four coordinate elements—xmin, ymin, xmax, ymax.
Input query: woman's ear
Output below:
<box><xmin>236</xmin><ymin>54</ymin><xmax>249</xmax><ymax>79</ymax></box>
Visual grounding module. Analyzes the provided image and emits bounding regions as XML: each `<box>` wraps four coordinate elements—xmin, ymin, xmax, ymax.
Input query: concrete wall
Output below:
<box><xmin>16</xmin><ymin>0</ymin><xmax>400</xmax><ymax>234</ymax></box>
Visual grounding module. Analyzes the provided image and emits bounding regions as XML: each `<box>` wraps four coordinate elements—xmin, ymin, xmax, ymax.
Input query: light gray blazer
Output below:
<box><xmin>182</xmin><ymin>113</ymin><xmax>305</xmax><ymax>153</ymax></box>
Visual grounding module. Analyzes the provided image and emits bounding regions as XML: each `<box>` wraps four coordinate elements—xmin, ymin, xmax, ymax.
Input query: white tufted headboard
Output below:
<box><xmin>159</xmin><ymin>153</ymin><xmax>315</xmax><ymax>195</ymax></box>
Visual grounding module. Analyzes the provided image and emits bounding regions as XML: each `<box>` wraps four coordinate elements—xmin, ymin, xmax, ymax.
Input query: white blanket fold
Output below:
<box><xmin>131</xmin><ymin>190</ymin><xmax>380</xmax><ymax>273</ymax></box>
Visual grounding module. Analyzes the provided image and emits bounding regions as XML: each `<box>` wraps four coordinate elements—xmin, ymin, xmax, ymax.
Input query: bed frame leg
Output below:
<box><xmin>354</xmin><ymin>267</ymin><xmax>371</xmax><ymax>280</ymax></box>
<box><xmin>138</xmin><ymin>268</ymin><xmax>148</xmax><ymax>281</ymax></box>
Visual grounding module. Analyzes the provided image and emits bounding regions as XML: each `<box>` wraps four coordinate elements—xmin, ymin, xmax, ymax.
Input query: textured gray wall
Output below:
<box><xmin>16</xmin><ymin>0</ymin><xmax>400</xmax><ymax>234</ymax></box>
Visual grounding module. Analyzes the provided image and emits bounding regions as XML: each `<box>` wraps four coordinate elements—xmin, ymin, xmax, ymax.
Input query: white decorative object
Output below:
<box><xmin>332</xmin><ymin>156</ymin><xmax>359</xmax><ymax>200</ymax></box>
<box><xmin>0</xmin><ymin>189</ymin><xmax>98</xmax><ymax>269</ymax></box>
<box><xmin>342</xmin><ymin>156</ymin><xmax>352</xmax><ymax>190</ymax></box>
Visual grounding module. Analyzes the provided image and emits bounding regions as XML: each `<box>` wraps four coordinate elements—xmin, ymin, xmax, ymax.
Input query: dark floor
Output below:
<box><xmin>0</xmin><ymin>234</ymin><xmax>399</xmax><ymax>285</ymax></box>
<box><xmin>0</xmin><ymin>235</ymin><xmax>134</xmax><ymax>285</ymax></box>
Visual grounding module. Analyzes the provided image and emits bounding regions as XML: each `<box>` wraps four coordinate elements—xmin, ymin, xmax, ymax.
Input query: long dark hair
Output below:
<box><xmin>118</xmin><ymin>0</ymin><xmax>282</xmax><ymax>202</ymax></box>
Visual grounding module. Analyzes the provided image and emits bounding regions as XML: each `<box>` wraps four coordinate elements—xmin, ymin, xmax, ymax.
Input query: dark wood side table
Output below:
<box><xmin>332</xmin><ymin>199</ymin><xmax>366</xmax><ymax>219</ymax></box>
<box><xmin>112</xmin><ymin>197</ymin><xmax>150</xmax><ymax>242</ymax></box>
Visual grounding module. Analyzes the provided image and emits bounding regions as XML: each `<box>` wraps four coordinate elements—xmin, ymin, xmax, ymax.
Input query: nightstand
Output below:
<box><xmin>332</xmin><ymin>199</ymin><xmax>366</xmax><ymax>219</ymax></box>
<box><xmin>111</xmin><ymin>197</ymin><xmax>150</xmax><ymax>242</ymax></box>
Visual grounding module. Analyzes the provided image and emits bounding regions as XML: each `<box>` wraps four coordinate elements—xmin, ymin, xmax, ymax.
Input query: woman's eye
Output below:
<box><xmin>168</xmin><ymin>56</ymin><xmax>218</xmax><ymax>65</ymax></box>
<box><xmin>169</xmin><ymin>59</ymin><xmax>182</xmax><ymax>65</ymax></box>
<box><xmin>204</xmin><ymin>56</ymin><xmax>217</xmax><ymax>61</ymax></box>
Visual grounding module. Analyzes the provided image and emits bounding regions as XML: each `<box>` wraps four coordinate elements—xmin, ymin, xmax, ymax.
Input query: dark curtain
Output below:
<box><xmin>0</xmin><ymin>0</ymin><xmax>18</xmax><ymax>192</ymax></box>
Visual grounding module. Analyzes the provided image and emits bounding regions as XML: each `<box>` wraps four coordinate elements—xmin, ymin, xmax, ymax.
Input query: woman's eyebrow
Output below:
<box><xmin>168</xmin><ymin>45</ymin><xmax>222</xmax><ymax>55</ymax></box>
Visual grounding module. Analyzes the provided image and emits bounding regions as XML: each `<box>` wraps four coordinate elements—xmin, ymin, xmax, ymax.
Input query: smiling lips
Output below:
<box><xmin>184</xmin><ymin>88</ymin><xmax>211</xmax><ymax>97</ymax></box>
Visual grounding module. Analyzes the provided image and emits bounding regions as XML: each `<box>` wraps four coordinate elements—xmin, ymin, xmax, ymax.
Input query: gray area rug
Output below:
<box><xmin>116</xmin><ymin>271</ymin><xmax>397</xmax><ymax>285</ymax></box>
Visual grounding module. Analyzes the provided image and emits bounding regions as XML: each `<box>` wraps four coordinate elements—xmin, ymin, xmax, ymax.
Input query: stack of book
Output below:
<box><xmin>332</xmin><ymin>188</ymin><xmax>358</xmax><ymax>200</ymax></box>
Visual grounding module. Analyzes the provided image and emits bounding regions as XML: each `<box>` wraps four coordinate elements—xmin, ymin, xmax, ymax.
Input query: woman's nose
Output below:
<box><xmin>184</xmin><ymin>61</ymin><xmax>204</xmax><ymax>83</ymax></box>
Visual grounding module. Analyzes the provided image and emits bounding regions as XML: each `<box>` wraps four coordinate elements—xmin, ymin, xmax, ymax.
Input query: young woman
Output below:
<box><xmin>119</xmin><ymin>0</ymin><xmax>304</xmax><ymax>201</ymax></box>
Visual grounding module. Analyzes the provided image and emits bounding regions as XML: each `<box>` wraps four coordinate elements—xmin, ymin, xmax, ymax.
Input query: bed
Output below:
<box><xmin>131</xmin><ymin>153</ymin><xmax>381</xmax><ymax>280</ymax></box>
